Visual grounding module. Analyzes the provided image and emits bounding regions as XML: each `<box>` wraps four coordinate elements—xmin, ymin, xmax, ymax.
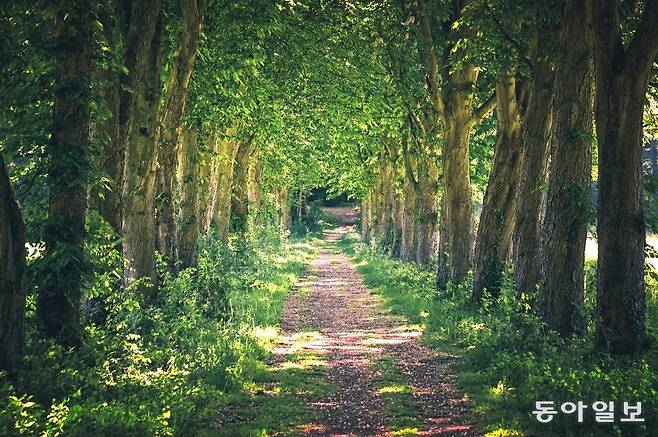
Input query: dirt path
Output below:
<box><xmin>271</xmin><ymin>207</ymin><xmax>477</xmax><ymax>436</ymax></box>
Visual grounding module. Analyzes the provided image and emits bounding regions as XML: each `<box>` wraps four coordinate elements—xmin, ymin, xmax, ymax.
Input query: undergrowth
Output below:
<box><xmin>0</xmin><ymin>214</ymin><xmax>315</xmax><ymax>436</ymax></box>
<box><xmin>340</xmin><ymin>231</ymin><xmax>658</xmax><ymax>437</ymax></box>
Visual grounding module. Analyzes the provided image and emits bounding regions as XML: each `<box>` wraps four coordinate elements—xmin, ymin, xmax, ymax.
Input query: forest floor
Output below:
<box><xmin>214</xmin><ymin>207</ymin><xmax>476</xmax><ymax>436</ymax></box>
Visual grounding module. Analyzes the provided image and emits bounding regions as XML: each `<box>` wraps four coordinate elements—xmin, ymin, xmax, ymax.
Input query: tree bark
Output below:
<box><xmin>95</xmin><ymin>5</ymin><xmax>122</xmax><ymax>232</ymax></box>
<box><xmin>589</xmin><ymin>0</ymin><xmax>658</xmax><ymax>354</ymax></box>
<box><xmin>231</xmin><ymin>140</ymin><xmax>256</xmax><ymax>234</ymax></box>
<box><xmin>473</xmin><ymin>77</ymin><xmax>522</xmax><ymax>302</ymax></box>
<box><xmin>415</xmin><ymin>158</ymin><xmax>439</xmax><ymax>265</ymax></box>
<box><xmin>118</xmin><ymin>0</ymin><xmax>162</xmax><ymax>301</ymax></box>
<box><xmin>177</xmin><ymin>127</ymin><xmax>201</xmax><ymax>268</ymax></box>
<box><xmin>399</xmin><ymin>131</ymin><xmax>419</xmax><ymax>261</ymax></box>
<box><xmin>384</xmin><ymin>140</ymin><xmax>403</xmax><ymax>257</ymax></box>
<box><xmin>197</xmin><ymin>134</ymin><xmax>214</xmax><ymax>236</ymax></box>
<box><xmin>247</xmin><ymin>148</ymin><xmax>264</xmax><ymax>225</ymax></box>
<box><xmin>538</xmin><ymin>0</ymin><xmax>594</xmax><ymax>338</ymax></box>
<box><xmin>0</xmin><ymin>154</ymin><xmax>27</xmax><ymax>372</ymax></box>
<box><xmin>208</xmin><ymin>130</ymin><xmax>239</xmax><ymax>242</ymax></box>
<box><xmin>38</xmin><ymin>0</ymin><xmax>92</xmax><ymax>346</ymax></box>
<box><xmin>390</xmin><ymin>178</ymin><xmax>403</xmax><ymax>258</ymax></box>
<box><xmin>361</xmin><ymin>192</ymin><xmax>372</xmax><ymax>243</ymax></box>
<box><xmin>416</xmin><ymin>0</ymin><xmax>495</xmax><ymax>285</ymax></box>
<box><xmin>156</xmin><ymin>0</ymin><xmax>204</xmax><ymax>271</ymax></box>
<box><xmin>512</xmin><ymin>26</ymin><xmax>557</xmax><ymax>298</ymax></box>
<box><xmin>437</xmin><ymin>81</ymin><xmax>478</xmax><ymax>286</ymax></box>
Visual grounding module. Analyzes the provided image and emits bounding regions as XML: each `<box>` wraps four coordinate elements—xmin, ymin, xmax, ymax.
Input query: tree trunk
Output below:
<box><xmin>380</xmin><ymin>154</ymin><xmax>397</xmax><ymax>253</ymax></box>
<box><xmin>415</xmin><ymin>159</ymin><xmax>439</xmax><ymax>265</ymax></box>
<box><xmin>209</xmin><ymin>131</ymin><xmax>239</xmax><ymax>242</ymax></box>
<box><xmin>437</xmin><ymin>73</ymin><xmax>478</xmax><ymax>286</ymax></box>
<box><xmin>95</xmin><ymin>5</ymin><xmax>122</xmax><ymax>232</ymax></box>
<box><xmin>416</xmin><ymin>0</ymin><xmax>495</xmax><ymax>285</ymax></box>
<box><xmin>589</xmin><ymin>0</ymin><xmax>658</xmax><ymax>354</ymax></box>
<box><xmin>512</xmin><ymin>27</ymin><xmax>556</xmax><ymax>298</ymax></box>
<box><xmin>538</xmin><ymin>0</ymin><xmax>593</xmax><ymax>338</ymax></box>
<box><xmin>247</xmin><ymin>149</ymin><xmax>264</xmax><ymax>225</ymax></box>
<box><xmin>231</xmin><ymin>141</ymin><xmax>256</xmax><ymax>234</ymax></box>
<box><xmin>361</xmin><ymin>192</ymin><xmax>372</xmax><ymax>243</ymax></box>
<box><xmin>38</xmin><ymin>0</ymin><xmax>92</xmax><ymax>346</ymax></box>
<box><xmin>472</xmin><ymin>78</ymin><xmax>522</xmax><ymax>301</ymax></box>
<box><xmin>197</xmin><ymin>134</ymin><xmax>214</xmax><ymax>236</ymax></box>
<box><xmin>399</xmin><ymin>135</ymin><xmax>419</xmax><ymax>261</ymax></box>
<box><xmin>390</xmin><ymin>184</ymin><xmax>403</xmax><ymax>258</ymax></box>
<box><xmin>156</xmin><ymin>0</ymin><xmax>204</xmax><ymax>270</ymax></box>
<box><xmin>177</xmin><ymin>127</ymin><xmax>201</xmax><ymax>268</ymax></box>
<box><xmin>118</xmin><ymin>0</ymin><xmax>162</xmax><ymax>301</ymax></box>
<box><xmin>0</xmin><ymin>155</ymin><xmax>27</xmax><ymax>372</ymax></box>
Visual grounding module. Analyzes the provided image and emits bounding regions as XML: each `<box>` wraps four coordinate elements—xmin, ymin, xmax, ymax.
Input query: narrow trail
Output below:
<box><xmin>271</xmin><ymin>207</ymin><xmax>476</xmax><ymax>436</ymax></box>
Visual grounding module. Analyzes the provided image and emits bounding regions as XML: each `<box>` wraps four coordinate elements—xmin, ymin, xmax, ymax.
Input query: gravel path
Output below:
<box><xmin>271</xmin><ymin>207</ymin><xmax>477</xmax><ymax>436</ymax></box>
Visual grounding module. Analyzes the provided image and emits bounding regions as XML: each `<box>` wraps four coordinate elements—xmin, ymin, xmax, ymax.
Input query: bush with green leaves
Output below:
<box><xmin>0</xmin><ymin>217</ymin><xmax>307</xmax><ymax>436</ymax></box>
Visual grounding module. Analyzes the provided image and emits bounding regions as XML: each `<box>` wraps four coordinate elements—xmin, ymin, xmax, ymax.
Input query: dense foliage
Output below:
<box><xmin>1</xmin><ymin>0</ymin><xmax>658</xmax><ymax>435</ymax></box>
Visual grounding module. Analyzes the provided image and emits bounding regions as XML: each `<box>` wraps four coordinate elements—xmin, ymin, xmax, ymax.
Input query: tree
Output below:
<box><xmin>231</xmin><ymin>137</ymin><xmax>257</xmax><ymax>234</ymax></box>
<box><xmin>472</xmin><ymin>77</ymin><xmax>522</xmax><ymax>301</ymax></box>
<box><xmin>0</xmin><ymin>154</ymin><xmax>27</xmax><ymax>371</ymax></box>
<box><xmin>156</xmin><ymin>0</ymin><xmax>205</xmax><ymax>272</ymax></box>
<box><xmin>37</xmin><ymin>0</ymin><xmax>93</xmax><ymax>346</ymax></box>
<box><xmin>589</xmin><ymin>0</ymin><xmax>658</xmax><ymax>354</ymax></box>
<box><xmin>119</xmin><ymin>1</ymin><xmax>163</xmax><ymax>300</ymax></box>
<box><xmin>512</xmin><ymin>12</ymin><xmax>559</xmax><ymax>298</ymax></box>
<box><xmin>538</xmin><ymin>0</ymin><xmax>593</xmax><ymax>338</ymax></box>
<box><xmin>414</xmin><ymin>0</ymin><xmax>496</xmax><ymax>287</ymax></box>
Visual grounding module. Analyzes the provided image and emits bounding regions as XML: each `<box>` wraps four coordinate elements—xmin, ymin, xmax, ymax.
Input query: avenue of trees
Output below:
<box><xmin>1</xmin><ymin>0</ymin><xmax>658</xmax><ymax>427</ymax></box>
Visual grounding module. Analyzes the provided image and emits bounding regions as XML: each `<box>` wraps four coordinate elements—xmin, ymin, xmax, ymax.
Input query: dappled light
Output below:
<box><xmin>2</xmin><ymin>0</ymin><xmax>658</xmax><ymax>435</ymax></box>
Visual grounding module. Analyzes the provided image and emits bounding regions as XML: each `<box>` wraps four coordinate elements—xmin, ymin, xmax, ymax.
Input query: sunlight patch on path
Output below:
<box><xmin>277</xmin><ymin>215</ymin><xmax>476</xmax><ymax>436</ymax></box>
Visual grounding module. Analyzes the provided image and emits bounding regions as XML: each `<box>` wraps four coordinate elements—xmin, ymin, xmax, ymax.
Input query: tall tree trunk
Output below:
<box><xmin>96</xmin><ymin>5</ymin><xmax>122</xmax><ymax>232</ymax></box>
<box><xmin>399</xmin><ymin>134</ymin><xmax>419</xmax><ymax>261</ymax></box>
<box><xmin>415</xmin><ymin>159</ymin><xmax>439</xmax><ymax>265</ymax></box>
<box><xmin>361</xmin><ymin>192</ymin><xmax>372</xmax><ymax>243</ymax></box>
<box><xmin>197</xmin><ymin>134</ymin><xmax>214</xmax><ymax>236</ymax></box>
<box><xmin>118</xmin><ymin>0</ymin><xmax>162</xmax><ymax>300</ymax></box>
<box><xmin>538</xmin><ymin>0</ymin><xmax>593</xmax><ymax>337</ymax></box>
<box><xmin>384</xmin><ymin>139</ymin><xmax>402</xmax><ymax>257</ymax></box>
<box><xmin>177</xmin><ymin>127</ymin><xmax>201</xmax><ymax>268</ymax></box>
<box><xmin>231</xmin><ymin>140</ymin><xmax>256</xmax><ymax>234</ymax></box>
<box><xmin>437</xmin><ymin>83</ymin><xmax>477</xmax><ymax>286</ymax></box>
<box><xmin>390</xmin><ymin>183</ymin><xmax>403</xmax><ymax>258</ymax></box>
<box><xmin>379</xmin><ymin>152</ymin><xmax>397</xmax><ymax>253</ymax></box>
<box><xmin>472</xmin><ymin>78</ymin><xmax>522</xmax><ymax>301</ymax></box>
<box><xmin>247</xmin><ymin>149</ymin><xmax>264</xmax><ymax>225</ymax></box>
<box><xmin>156</xmin><ymin>0</ymin><xmax>204</xmax><ymax>271</ymax></box>
<box><xmin>277</xmin><ymin>187</ymin><xmax>292</xmax><ymax>231</ymax></box>
<box><xmin>512</xmin><ymin>27</ymin><xmax>557</xmax><ymax>298</ymax></box>
<box><xmin>0</xmin><ymin>155</ymin><xmax>27</xmax><ymax>372</ymax></box>
<box><xmin>416</xmin><ymin>0</ymin><xmax>496</xmax><ymax>286</ymax></box>
<box><xmin>38</xmin><ymin>0</ymin><xmax>92</xmax><ymax>346</ymax></box>
<box><xmin>209</xmin><ymin>131</ymin><xmax>239</xmax><ymax>242</ymax></box>
<box><xmin>589</xmin><ymin>0</ymin><xmax>658</xmax><ymax>354</ymax></box>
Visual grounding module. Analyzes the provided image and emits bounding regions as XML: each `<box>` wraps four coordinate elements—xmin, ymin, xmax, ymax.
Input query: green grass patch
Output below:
<box><xmin>340</xmin><ymin>229</ymin><xmax>658</xmax><ymax>437</ymax></box>
<box><xmin>370</xmin><ymin>356</ymin><xmax>422</xmax><ymax>435</ymax></box>
<box><xmin>0</xmin><ymin>226</ymin><xmax>321</xmax><ymax>436</ymax></box>
<box><xmin>209</xmin><ymin>351</ymin><xmax>334</xmax><ymax>436</ymax></box>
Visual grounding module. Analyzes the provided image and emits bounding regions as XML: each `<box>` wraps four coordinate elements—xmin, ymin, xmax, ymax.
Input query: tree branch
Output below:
<box><xmin>416</xmin><ymin>0</ymin><xmax>446</xmax><ymax>123</ymax></box>
<box><xmin>626</xmin><ymin>0</ymin><xmax>658</xmax><ymax>80</ymax></box>
<box><xmin>470</xmin><ymin>91</ymin><xmax>497</xmax><ymax>127</ymax></box>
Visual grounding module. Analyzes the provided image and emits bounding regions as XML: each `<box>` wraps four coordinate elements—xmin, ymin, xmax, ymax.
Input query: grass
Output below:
<box><xmin>0</xmin><ymin>226</ymin><xmax>333</xmax><ymax>436</ymax></box>
<box><xmin>209</xmin><ymin>350</ymin><xmax>334</xmax><ymax>436</ymax></box>
<box><xmin>338</xmin><ymin>228</ymin><xmax>658</xmax><ymax>437</ymax></box>
<box><xmin>203</xmin><ymin>236</ymin><xmax>336</xmax><ymax>436</ymax></box>
<box><xmin>370</xmin><ymin>356</ymin><xmax>422</xmax><ymax>435</ymax></box>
